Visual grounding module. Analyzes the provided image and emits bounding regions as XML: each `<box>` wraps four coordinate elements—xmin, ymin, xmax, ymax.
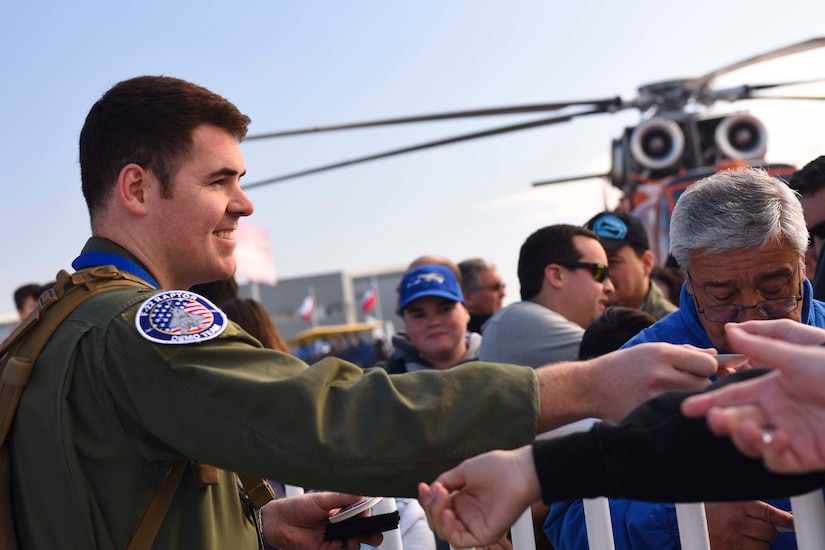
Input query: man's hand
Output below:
<box><xmin>535</xmin><ymin>342</ymin><xmax>717</xmax><ymax>430</ymax></box>
<box><xmin>705</xmin><ymin>501</ymin><xmax>792</xmax><ymax>549</ymax></box>
<box><xmin>682</xmin><ymin>321</ymin><xmax>825</xmax><ymax>473</ymax></box>
<box><xmin>261</xmin><ymin>492</ymin><xmax>384</xmax><ymax>550</ymax></box>
<box><xmin>418</xmin><ymin>446</ymin><xmax>541</xmax><ymax>548</ymax></box>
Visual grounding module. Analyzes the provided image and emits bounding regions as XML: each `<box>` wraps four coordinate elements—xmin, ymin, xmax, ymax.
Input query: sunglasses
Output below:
<box><xmin>471</xmin><ymin>282</ymin><xmax>506</xmax><ymax>292</ymax></box>
<box><xmin>556</xmin><ymin>262</ymin><xmax>610</xmax><ymax>283</ymax></box>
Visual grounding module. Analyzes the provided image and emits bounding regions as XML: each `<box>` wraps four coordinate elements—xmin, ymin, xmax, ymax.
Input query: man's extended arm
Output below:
<box><xmin>420</xmin><ymin>367</ymin><xmax>825</xmax><ymax>548</ymax></box>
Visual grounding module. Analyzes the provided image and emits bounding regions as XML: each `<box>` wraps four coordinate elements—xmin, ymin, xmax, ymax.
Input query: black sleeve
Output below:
<box><xmin>533</xmin><ymin>368</ymin><xmax>825</xmax><ymax>503</ymax></box>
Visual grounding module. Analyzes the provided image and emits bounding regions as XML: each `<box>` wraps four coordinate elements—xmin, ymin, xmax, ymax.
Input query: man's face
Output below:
<box><xmin>604</xmin><ymin>245</ymin><xmax>653</xmax><ymax>308</ymax></box>
<box><xmin>463</xmin><ymin>269</ymin><xmax>506</xmax><ymax>316</ymax></box>
<box><xmin>147</xmin><ymin>125</ymin><xmax>253</xmax><ymax>290</ymax></box>
<box><xmin>800</xmin><ymin>188</ymin><xmax>825</xmax><ymax>271</ymax></box>
<box><xmin>562</xmin><ymin>235</ymin><xmax>615</xmax><ymax>329</ymax></box>
<box><xmin>686</xmin><ymin>241</ymin><xmax>805</xmax><ymax>351</ymax></box>
<box><xmin>18</xmin><ymin>296</ymin><xmax>37</xmax><ymax>320</ymax></box>
<box><xmin>403</xmin><ymin>296</ymin><xmax>470</xmax><ymax>368</ymax></box>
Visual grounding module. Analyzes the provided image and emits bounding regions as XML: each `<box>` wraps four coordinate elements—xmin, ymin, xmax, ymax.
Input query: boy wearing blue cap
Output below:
<box><xmin>380</xmin><ymin>264</ymin><xmax>479</xmax><ymax>373</ymax></box>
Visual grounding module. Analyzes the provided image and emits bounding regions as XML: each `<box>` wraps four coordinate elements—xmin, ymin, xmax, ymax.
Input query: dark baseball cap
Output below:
<box><xmin>585</xmin><ymin>211</ymin><xmax>650</xmax><ymax>251</ymax></box>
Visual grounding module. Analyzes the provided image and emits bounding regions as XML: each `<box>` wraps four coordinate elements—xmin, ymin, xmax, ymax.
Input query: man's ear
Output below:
<box><xmin>463</xmin><ymin>289</ymin><xmax>478</xmax><ymax>310</ymax></box>
<box><xmin>684</xmin><ymin>271</ymin><xmax>693</xmax><ymax>296</ymax></box>
<box><xmin>544</xmin><ymin>264</ymin><xmax>565</xmax><ymax>289</ymax></box>
<box><xmin>641</xmin><ymin>250</ymin><xmax>655</xmax><ymax>276</ymax></box>
<box><xmin>117</xmin><ymin>163</ymin><xmax>150</xmax><ymax>216</ymax></box>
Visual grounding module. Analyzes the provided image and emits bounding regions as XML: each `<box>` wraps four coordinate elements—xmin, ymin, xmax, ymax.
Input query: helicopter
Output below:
<box><xmin>240</xmin><ymin>36</ymin><xmax>825</xmax><ymax>266</ymax></box>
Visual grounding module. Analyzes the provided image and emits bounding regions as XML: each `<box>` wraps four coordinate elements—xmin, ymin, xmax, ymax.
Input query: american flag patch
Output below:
<box><xmin>135</xmin><ymin>291</ymin><xmax>227</xmax><ymax>344</ymax></box>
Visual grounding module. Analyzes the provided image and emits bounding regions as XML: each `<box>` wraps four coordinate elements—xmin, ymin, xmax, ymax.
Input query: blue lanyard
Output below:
<box><xmin>72</xmin><ymin>251</ymin><xmax>161</xmax><ymax>289</ymax></box>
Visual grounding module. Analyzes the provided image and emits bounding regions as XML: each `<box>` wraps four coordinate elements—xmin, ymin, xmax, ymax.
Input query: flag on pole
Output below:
<box><xmin>233</xmin><ymin>219</ymin><xmax>277</xmax><ymax>285</ymax></box>
<box><xmin>297</xmin><ymin>294</ymin><xmax>314</xmax><ymax>322</ymax></box>
<box><xmin>360</xmin><ymin>287</ymin><xmax>377</xmax><ymax>312</ymax></box>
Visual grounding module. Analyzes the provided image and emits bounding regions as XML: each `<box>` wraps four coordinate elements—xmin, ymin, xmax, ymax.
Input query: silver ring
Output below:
<box><xmin>762</xmin><ymin>428</ymin><xmax>775</xmax><ymax>445</ymax></box>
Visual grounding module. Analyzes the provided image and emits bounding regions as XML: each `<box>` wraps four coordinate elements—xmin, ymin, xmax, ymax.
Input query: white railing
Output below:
<box><xmin>289</xmin><ymin>480</ymin><xmax>825</xmax><ymax>550</ymax></box>
<box><xmin>498</xmin><ymin>419</ymin><xmax>825</xmax><ymax>550</ymax></box>
<box><xmin>288</xmin><ymin>414</ymin><xmax>825</xmax><ymax>550</ymax></box>
<box><xmin>500</xmin><ymin>492</ymin><xmax>825</xmax><ymax>550</ymax></box>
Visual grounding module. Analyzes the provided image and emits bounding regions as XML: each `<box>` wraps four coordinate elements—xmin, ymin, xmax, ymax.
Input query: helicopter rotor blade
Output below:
<box><xmin>745</xmin><ymin>77</ymin><xmax>825</xmax><ymax>91</ymax></box>
<box><xmin>242</xmin><ymin>108</ymin><xmax>606</xmax><ymax>190</ymax></box>
<box><xmin>532</xmin><ymin>173</ymin><xmax>609</xmax><ymax>187</ymax></box>
<box><xmin>245</xmin><ymin>98</ymin><xmax>621</xmax><ymax>140</ymax></box>
<box><xmin>709</xmin><ymin>78</ymin><xmax>825</xmax><ymax>102</ymax></box>
<box><xmin>745</xmin><ymin>95</ymin><xmax>825</xmax><ymax>101</ymax></box>
<box><xmin>690</xmin><ymin>36</ymin><xmax>825</xmax><ymax>98</ymax></box>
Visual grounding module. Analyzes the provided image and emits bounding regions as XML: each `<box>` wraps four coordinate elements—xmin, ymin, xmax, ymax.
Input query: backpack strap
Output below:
<box><xmin>0</xmin><ymin>266</ymin><xmax>153</xmax><ymax>444</ymax></box>
<box><xmin>0</xmin><ymin>265</ymin><xmax>152</xmax><ymax>550</ymax></box>
<box><xmin>0</xmin><ymin>265</ymin><xmax>273</xmax><ymax>549</ymax></box>
<box><xmin>237</xmin><ymin>473</ymin><xmax>276</xmax><ymax>509</ymax></box>
<box><xmin>125</xmin><ymin>459</ymin><xmax>189</xmax><ymax>550</ymax></box>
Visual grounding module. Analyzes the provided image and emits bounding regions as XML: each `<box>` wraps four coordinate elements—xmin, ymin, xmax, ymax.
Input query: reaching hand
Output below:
<box><xmin>682</xmin><ymin>321</ymin><xmax>825</xmax><ymax>473</ymax></box>
<box><xmin>418</xmin><ymin>446</ymin><xmax>541</xmax><ymax>548</ymax></box>
<box><xmin>705</xmin><ymin>501</ymin><xmax>792</xmax><ymax>549</ymax></box>
<box><xmin>261</xmin><ymin>492</ymin><xmax>384</xmax><ymax>550</ymax></box>
<box><xmin>586</xmin><ymin>342</ymin><xmax>717</xmax><ymax>420</ymax></box>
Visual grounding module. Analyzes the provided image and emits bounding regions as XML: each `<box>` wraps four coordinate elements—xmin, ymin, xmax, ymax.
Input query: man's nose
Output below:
<box><xmin>603</xmin><ymin>277</ymin><xmax>615</xmax><ymax>293</ymax></box>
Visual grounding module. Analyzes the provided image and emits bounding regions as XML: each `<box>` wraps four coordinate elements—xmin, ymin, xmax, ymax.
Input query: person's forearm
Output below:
<box><xmin>535</xmin><ymin>360</ymin><xmax>600</xmax><ymax>432</ymax></box>
<box><xmin>534</xmin><ymin>369</ymin><xmax>825</xmax><ymax>503</ymax></box>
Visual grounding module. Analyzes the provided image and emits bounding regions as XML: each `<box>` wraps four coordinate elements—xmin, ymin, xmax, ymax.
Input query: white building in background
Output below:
<box><xmin>0</xmin><ymin>312</ymin><xmax>18</xmax><ymax>341</ymax></box>
<box><xmin>238</xmin><ymin>266</ymin><xmax>406</xmax><ymax>343</ymax></box>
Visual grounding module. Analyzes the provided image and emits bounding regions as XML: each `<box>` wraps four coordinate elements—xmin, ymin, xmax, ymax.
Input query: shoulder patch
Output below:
<box><xmin>135</xmin><ymin>290</ymin><xmax>227</xmax><ymax>344</ymax></box>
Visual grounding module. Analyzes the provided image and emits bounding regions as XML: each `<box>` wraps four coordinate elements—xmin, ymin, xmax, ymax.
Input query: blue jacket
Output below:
<box><xmin>545</xmin><ymin>279</ymin><xmax>825</xmax><ymax>550</ymax></box>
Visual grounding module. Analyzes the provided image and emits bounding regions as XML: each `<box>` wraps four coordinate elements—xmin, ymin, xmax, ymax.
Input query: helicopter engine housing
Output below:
<box><xmin>629</xmin><ymin>117</ymin><xmax>686</xmax><ymax>170</ymax></box>
<box><xmin>714</xmin><ymin>114</ymin><xmax>767</xmax><ymax>160</ymax></box>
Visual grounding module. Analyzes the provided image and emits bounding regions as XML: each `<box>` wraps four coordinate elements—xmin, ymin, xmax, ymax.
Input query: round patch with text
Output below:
<box><xmin>135</xmin><ymin>291</ymin><xmax>227</xmax><ymax>344</ymax></box>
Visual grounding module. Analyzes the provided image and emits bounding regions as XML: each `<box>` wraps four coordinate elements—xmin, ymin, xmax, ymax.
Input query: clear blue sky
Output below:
<box><xmin>3</xmin><ymin>0</ymin><xmax>825</xmax><ymax>315</ymax></box>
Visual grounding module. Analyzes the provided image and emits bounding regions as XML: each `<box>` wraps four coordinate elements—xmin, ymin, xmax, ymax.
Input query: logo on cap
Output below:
<box><xmin>411</xmin><ymin>272</ymin><xmax>445</xmax><ymax>285</ymax></box>
<box><xmin>591</xmin><ymin>215</ymin><xmax>628</xmax><ymax>240</ymax></box>
<box><xmin>136</xmin><ymin>291</ymin><xmax>227</xmax><ymax>344</ymax></box>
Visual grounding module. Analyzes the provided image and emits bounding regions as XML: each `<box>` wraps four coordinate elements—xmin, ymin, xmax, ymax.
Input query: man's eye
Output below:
<box><xmin>760</xmin><ymin>288</ymin><xmax>784</xmax><ymax>298</ymax></box>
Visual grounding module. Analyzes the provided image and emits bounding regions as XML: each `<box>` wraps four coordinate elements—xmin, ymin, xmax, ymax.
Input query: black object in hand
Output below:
<box><xmin>323</xmin><ymin>511</ymin><xmax>401</xmax><ymax>541</ymax></box>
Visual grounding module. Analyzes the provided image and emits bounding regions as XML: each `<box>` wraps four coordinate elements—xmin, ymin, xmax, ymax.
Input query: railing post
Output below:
<box><xmin>791</xmin><ymin>490</ymin><xmax>825</xmax><ymax>549</ymax></box>
<box><xmin>675</xmin><ymin>502</ymin><xmax>710</xmax><ymax>550</ymax></box>
<box><xmin>583</xmin><ymin>497</ymin><xmax>616</xmax><ymax>550</ymax></box>
<box><xmin>509</xmin><ymin>507</ymin><xmax>536</xmax><ymax>550</ymax></box>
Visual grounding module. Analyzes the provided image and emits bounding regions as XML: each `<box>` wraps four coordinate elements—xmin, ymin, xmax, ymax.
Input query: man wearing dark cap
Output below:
<box><xmin>788</xmin><ymin>155</ymin><xmax>825</xmax><ymax>300</ymax></box>
<box><xmin>585</xmin><ymin>211</ymin><xmax>677</xmax><ymax>320</ymax></box>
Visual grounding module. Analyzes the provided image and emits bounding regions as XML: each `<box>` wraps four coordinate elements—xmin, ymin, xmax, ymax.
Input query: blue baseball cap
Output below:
<box><xmin>398</xmin><ymin>264</ymin><xmax>465</xmax><ymax>311</ymax></box>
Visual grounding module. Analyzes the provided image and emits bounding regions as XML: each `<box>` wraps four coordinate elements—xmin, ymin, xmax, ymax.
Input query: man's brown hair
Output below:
<box><xmin>79</xmin><ymin>76</ymin><xmax>251</xmax><ymax>220</ymax></box>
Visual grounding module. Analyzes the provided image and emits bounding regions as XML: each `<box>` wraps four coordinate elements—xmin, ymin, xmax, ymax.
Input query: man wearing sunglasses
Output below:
<box><xmin>788</xmin><ymin>155</ymin><xmax>825</xmax><ymax>301</ymax></box>
<box><xmin>585</xmin><ymin>211</ymin><xmax>677</xmax><ymax>320</ymax></box>
<box><xmin>479</xmin><ymin>224</ymin><xmax>614</xmax><ymax>368</ymax></box>
<box><xmin>548</xmin><ymin>168</ymin><xmax>825</xmax><ymax>550</ymax></box>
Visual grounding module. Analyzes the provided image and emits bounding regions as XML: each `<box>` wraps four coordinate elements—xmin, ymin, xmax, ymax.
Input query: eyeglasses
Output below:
<box><xmin>687</xmin><ymin>270</ymin><xmax>803</xmax><ymax>323</ymax></box>
<box><xmin>471</xmin><ymin>282</ymin><xmax>506</xmax><ymax>292</ymax></box>
<box><xmin>556</xmin><ymin>262</ymin><xmax>610</xmax><ymax>283</ymax></box>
